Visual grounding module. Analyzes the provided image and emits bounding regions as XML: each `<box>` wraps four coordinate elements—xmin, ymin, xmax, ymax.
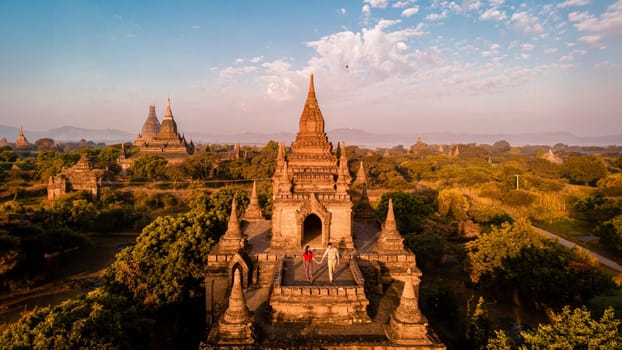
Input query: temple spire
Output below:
<box><xmin>164</xmin><ymin>97</ymin><xmax>173</xmax><ymax>119</ymax></box>
<box><xmin>355</xmin><ymin>161</ymin><xmax>367</xmax><ymax>185</ymax></box>
<box><xmin>384</xmin><ymin>269</ymin><xmax>431</xmax><ymax>346</ymax></box>
<box><xmin>372</xmin><ymin>198</ymin><xmax>405</xmax><ymax>252</ymax></box>
<box><xmin>213</xmin><ymin>268</ymin><xmax>254</xmax><ymax>345</ymax></box>
<box><xmin>384</xmin><ymin>198</ymin><xmax>398</xmax><ymax>233</ymax></box>
<box><xmin>242</xmin><ymin>181</ymin><xmax>264</xmax><ymax>222</ymax></box>
<box><xmin>214</xmin><ymin>199</ymin><xmax>245</xmax><ymax>254</ymax></box>
<box><xmin>226</xmin><ymin>199</ymin><xmax>242</xmax><ymax>238</ymax></box>
<box><xmin>308</xmin><ymin>73</ymin><xmax>315</xmax><ymax>99</ymax></box>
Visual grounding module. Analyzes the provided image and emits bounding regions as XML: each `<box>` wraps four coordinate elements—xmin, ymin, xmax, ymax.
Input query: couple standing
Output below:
<box><xmin>302</xmin><ymin>242</ymin><xmax>340</xmax><ymax>284</ymax></box>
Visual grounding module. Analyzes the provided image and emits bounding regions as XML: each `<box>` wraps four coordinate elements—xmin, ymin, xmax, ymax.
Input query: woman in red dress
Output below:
<box><xmin>302</xmin><ymin>245</ymin><xmax>316</xmax><ymax>283</ymax></box>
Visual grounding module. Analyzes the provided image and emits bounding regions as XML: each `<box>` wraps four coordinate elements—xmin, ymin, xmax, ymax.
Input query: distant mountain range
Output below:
<box><xmin>1</xmin><ymin>125</ymin><xmax>620</xmax><ymax>147</ymax></box>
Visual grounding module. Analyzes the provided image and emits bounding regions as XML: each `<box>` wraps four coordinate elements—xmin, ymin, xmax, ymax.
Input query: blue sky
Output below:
<box><xmin>1</xmin><ymin>0</ymin><xmax>621</xmax><ymax>137</ymax></box>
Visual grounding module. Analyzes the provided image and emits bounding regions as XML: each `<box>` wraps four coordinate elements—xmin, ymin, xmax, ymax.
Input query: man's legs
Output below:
<box><xmin>328</xmin><ymin>260</ymin><xmax>336</xmax><ymax>282</ymax></box>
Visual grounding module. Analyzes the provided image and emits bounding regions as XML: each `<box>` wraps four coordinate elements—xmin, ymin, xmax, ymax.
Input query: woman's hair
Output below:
<box><xmin>305</xmin><ymin>245</ymin><xmax>310</xmax><ymax>254</ymax></box>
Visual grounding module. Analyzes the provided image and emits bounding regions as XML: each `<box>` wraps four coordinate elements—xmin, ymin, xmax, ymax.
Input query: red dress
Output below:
<box><xmin>302</xmin><ymin>251</ymin><xmax>314</xmax><ymax>281</ymax></box>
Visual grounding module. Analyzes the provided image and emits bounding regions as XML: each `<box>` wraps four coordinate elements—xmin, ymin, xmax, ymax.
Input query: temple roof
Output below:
<box><xmin>298</xmin><ymin>73</ymin><xmax>325</xmax><ymax>135</ymax></box>
<box><xmin>140</xmin><ymin>105</ymin><xmax>161</xmax><ymax>139</ymax></box>
<box><xmin>159</xmin><ymin>98</ymin><xmax>179</xmax><ymax>139</ymax></box>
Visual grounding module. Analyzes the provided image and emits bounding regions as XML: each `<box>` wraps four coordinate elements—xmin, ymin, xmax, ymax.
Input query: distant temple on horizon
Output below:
<box><xmin>129</xmin><ymin>98</ymin><xmax>194</xmax><ymax>164</ymax></box>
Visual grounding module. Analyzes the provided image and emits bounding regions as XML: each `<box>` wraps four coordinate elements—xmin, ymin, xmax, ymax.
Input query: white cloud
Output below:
<box><xmin>305</xmin><ymin>19</ymin><xmax>426</xmax><ymax>81</ymax></box>
<box><xmin>262</xmin><ymin>59</ymin><xmax>292</xmax><ymax>74</ymax></box>
<box><xmin>578</xmin><ymin>34</ymin><xmax>601</xmax><ymax>44</ymax></box>
<box><xmin>393</xmin><ymin>0</ymin><xmax>415</xmax><ymax>8</ymax></box>
<box><xmin>569</xmin><ymin>0</ymin><xmax>622</xmax><ymax>36</ymax></box>
<box><xmin>510</xmin><ymin>11</ymin><xmax>544</xmax><ymax>35</ymax></box>
<box><xmin>557</xmin><ymin>0</ymin><xmax>590</xmax><ymax>8</ymax></box>
<box><xmin>364</xmin><ymin>0</ymin><xmax>388</xmax><ymax>8</ymax></box>
<box><xmin>594</xmin><ymin>60</ymin><xmax>622</xmax><ymax>69</ymax></box>
<box><xmin>250</xmin><ymin>56</ymin><xmax>264</xmax><ymax>63</ymax></box>
<box><xmin>426</xmin><ymin>10</ymin><xmax>448</xmax><ymax>21</ymax></box>
<box><xmin>402</xmin><ymin>7</ymin><xmax>419</xmax><ymax>17</ymax></box>
<box><xmin>362</xmin><ymin>4</ymin><xmax>371</xmax><ymax>16</ymax></box>
<box><xmin>544</xmin><ymin>47</ymin><xmax>558</xmax><ymax>53</ymax></box>
<box><xmin>338</xmin><ymin>8</ymin><xmax>347</xmax><ymax>15</ymax></box>
<box><xmin>480</xmin><ymin>8</ymin><xmax>507</xmax><ymax>21</ymax></box>
<box><xmin>235</xmin><ymin>58</ymin><xmax>244</xmax><ymax>64</ymax></box>
<box><xmin>481</xmin><ymin>43</ymin><xmax>501</xmax><ymax>57</ymax></box>
<box><xmin>489</xmin><ymin>0</ymin><xmax>504</xmax><ymax>6</ymax></box>
<box><xmin>219</xmin><ymin>65</ymin><xmax>258</xmax><ymax>79</ymax></box>
<box><xmin>560</xmin><ymin>54</ymin><xmax>574</xmax><ymax>62</ymax></box>
<box><xmin>521</xmin><ymin>43</ymin><xmax>535</xmax><ymax>51</ymax></box>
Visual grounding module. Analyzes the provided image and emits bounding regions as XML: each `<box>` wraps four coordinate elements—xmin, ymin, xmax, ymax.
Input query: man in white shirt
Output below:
<box><xmin>319</xmin><ymin>242</ymin><xmax>340</xmax><ymax>283</ymax></box>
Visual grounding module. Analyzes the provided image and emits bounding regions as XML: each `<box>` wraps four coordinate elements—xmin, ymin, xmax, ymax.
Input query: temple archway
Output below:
<box><xmin>302</xmin><ymin>214</ymin><xmax>323</xmax><ymax>247</ymax></box>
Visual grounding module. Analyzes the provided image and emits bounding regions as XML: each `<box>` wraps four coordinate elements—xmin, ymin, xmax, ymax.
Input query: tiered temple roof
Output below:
<box><xmin>132</xmin><ymin>98</ymin><xmax>193</xmax><ymax>162</ymax></box>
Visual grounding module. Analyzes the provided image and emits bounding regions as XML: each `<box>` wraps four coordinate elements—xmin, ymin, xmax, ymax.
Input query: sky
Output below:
<box><xmin>1</xmin><ymin>0</ymin><xmax>621</xmax><ymax>137</ymax></box>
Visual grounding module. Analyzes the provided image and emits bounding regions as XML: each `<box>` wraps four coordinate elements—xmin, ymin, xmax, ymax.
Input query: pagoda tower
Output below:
<box><xmin>242</xmin><ymin>181</ymin><xmax>264</xmax><ymax>222</ymax></box>
<box><xmin>372</xmin><ymin>198</ymin><xmax>406</xmax><ymax>253</ymax></box>
<box><xmin>271</xmin><ymin>74</ymin><xmax>354</xmax><ymax>250</ymax></box>
<box><xmin>354</xmin><ymin>161</ymin><xmax>367</xmax><ymax>185</ymax></box>
<box><xmin>159</xmin><ymin>98</ymin><xmax>179</xmax><ymax>139</ymax></box>
<box><xmin>384</xmin><ymin>269</ymin><xmax>432</xmax><ymax>346</ymax></box>
<box><xmin>132</xmin><ymin>98</ymin><xmax>193</xmax><ymax>161</ymax></box>
<box><xmin>15</xmin><ymin>127</ymin><xmax>32</xmax><ymax>149</ymax></box>
<box><xmin>213</xmin><ymin>199</ymin><xmax>247</xmax><ymax>254</ymax></box>
<box><xmin>209</xmin><ymin>269</ymin><xmax>254</xmax><ymax>345</ymax></box>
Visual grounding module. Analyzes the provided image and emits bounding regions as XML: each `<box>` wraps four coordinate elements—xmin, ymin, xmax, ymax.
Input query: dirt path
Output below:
<box><xmin>0</xmin><ymin>234</ymin><xmax>138</xmax><ymax>329</ymax></box>
<box><xmin>534</xmin><ymin>227</ymin><xmax>622</xmax><ymax>273</ymax></box>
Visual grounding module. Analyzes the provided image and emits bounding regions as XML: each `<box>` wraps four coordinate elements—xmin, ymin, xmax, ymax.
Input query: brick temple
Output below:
<box><xmin>201</xmin><ymin>75</ymin><xmax>445</xmax><ymax>349</ymax></box>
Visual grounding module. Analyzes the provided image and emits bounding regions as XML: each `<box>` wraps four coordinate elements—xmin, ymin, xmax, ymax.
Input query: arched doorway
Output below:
<box><xmin>302</xmin><ymin>214</ymin><xmax>322</xmax><ymax>247</ymax></box>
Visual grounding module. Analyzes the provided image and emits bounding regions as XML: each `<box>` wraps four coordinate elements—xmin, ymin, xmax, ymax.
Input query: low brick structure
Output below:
<box><xmin>47</xmin><ymin>153</ymin><xmax>103</xmax><ymax>201</ymax></box>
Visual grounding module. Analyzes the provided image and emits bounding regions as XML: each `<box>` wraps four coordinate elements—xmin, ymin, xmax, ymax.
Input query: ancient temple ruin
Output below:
<box><xmin>201</xmin><ymin>75</ymin><xmax>444</xmax><ymax>349</ymax></box>
<box><xmin>47</xmin><ymin>153</ymin><xmax>104</xmax><ymax>201</ymax></box>
<box><xmin>15</xmin><ymin>127</ymin><xmax>32</xmax><ymax>150</ymax></box>
<box><xmin>132</xmin><ymin>99</ymin><xmax>194</xmax><ymax>163</ymax></box>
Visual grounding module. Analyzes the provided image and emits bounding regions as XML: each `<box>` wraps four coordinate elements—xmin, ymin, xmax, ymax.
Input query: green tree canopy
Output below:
<box><xmin>565</xmin><ymin>155</ymin><xmax>608</xmax><ymax>186</ymax></box>
<box><xmin>437</xmin><ymin>188</ymin><xmax>469</xmax><ymax>221</ymax></box>
<box><xmin>466</xmin><ymin>219</ymin><xmax>615</xmax><ymax>307</ymax></box>
<box><xmin>0</xmin><ymin>288</ymin><xmax>152</xmax><ymax>350</ymax></box>
<box><xmin>106</xmin><ymin>212</ymin><xmax>217</xmax><ymax>307</ymax></box>
<box><xmin>129</xmin><ymin>154</ymin><xmax>168</xmax><ymax>182</ymax></box>
<box><xmin>375</xmin><ymin>191</ymin><xmax>434</xmax><ymax>233</ymax></box>
<box><xmin>521</xmin><ymin>306</ymin><xmax>621</xmax><ymax>350</ymax></box>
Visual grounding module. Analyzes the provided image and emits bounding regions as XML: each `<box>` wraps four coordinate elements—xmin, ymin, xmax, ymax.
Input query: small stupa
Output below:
<box><xmin>384</xmin><ymin>269</ymin><xmax>432</xmax><ymax>346</ymax></box>
<box><xmin>212</xmin><ymin>269</ymin><xmax>254</xmax><ymax>345</ymax></box>
<box><xmin>372</xmin><ymin>198</ymin><xmax>405</xmax><ymax>252</ymax></box>
<box><xmin>242</xmin><ymin>181</ymin><xmax>264</xmax><ymax>222</ymax></box>
<box><xmin>213</xmin><ymin>199</ymin><xmax>246</xmax><ymax>254</ymax></box>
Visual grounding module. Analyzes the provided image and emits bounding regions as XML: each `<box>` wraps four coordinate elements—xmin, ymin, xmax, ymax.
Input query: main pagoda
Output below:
<box><xmin>270</xmin><ymin>74</ymin><xmax>354</xmax><ymax>250</ymax></box>
<box><xmin>132</xmin><ymin>98</ymin><xmax>194</xmax><ymax>163</ymax></box>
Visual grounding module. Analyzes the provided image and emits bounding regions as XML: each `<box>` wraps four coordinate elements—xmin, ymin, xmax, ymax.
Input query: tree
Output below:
<box><xmin>106</xmin><ymin>212</ymin><xmax>217</xmax><ymax>308</ymax></box>
<box><xmin>565</xmin><ymin>155</ymin><xmax>608</xmax><ymax>186</ymax></box>
<box><xmin>466</xmin><ymin>219</ymin><xmax>614</xmax><ymax>307</ymax></box>
<box><xmin>486</xmin><ymin>330</ymin><xmax>513</xmax><ymax>350</ymax></box>
<box><xmin>521</xmin><ymin>306</ymin><xmax>621</xmax><ymax>349</ymax></box>
<box><xmin>34</xmin><ymin>150</ymin><xmax>80</xmax><ymax>181</ymax></box>
<box><xmin>129</xmin><ymin>154</ymin><xmax>168</xmax><ymax>182</ymax></box>
<box><xmin>375</xmin><ymin>191</ymin><xmax>434</xmax><ymax>233</ymax></box>
<box><xmin>595</xmin><ymin>215</ymin><xmax>622</xmax><ymax>252</ymax></box>
<box><xmin>437</xmin><ymin>188</ymin><xmax>469</xmax><ymax>221</ymax></box>
<box><xmin>0</xmin><ymin>288</ymin><xmax>152</xmax><ymax>350</ymax></box>
<box><xmin>468</xmin><ymin>296</ymin><xmax>491</xmax><ymax>349</ymax></box>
